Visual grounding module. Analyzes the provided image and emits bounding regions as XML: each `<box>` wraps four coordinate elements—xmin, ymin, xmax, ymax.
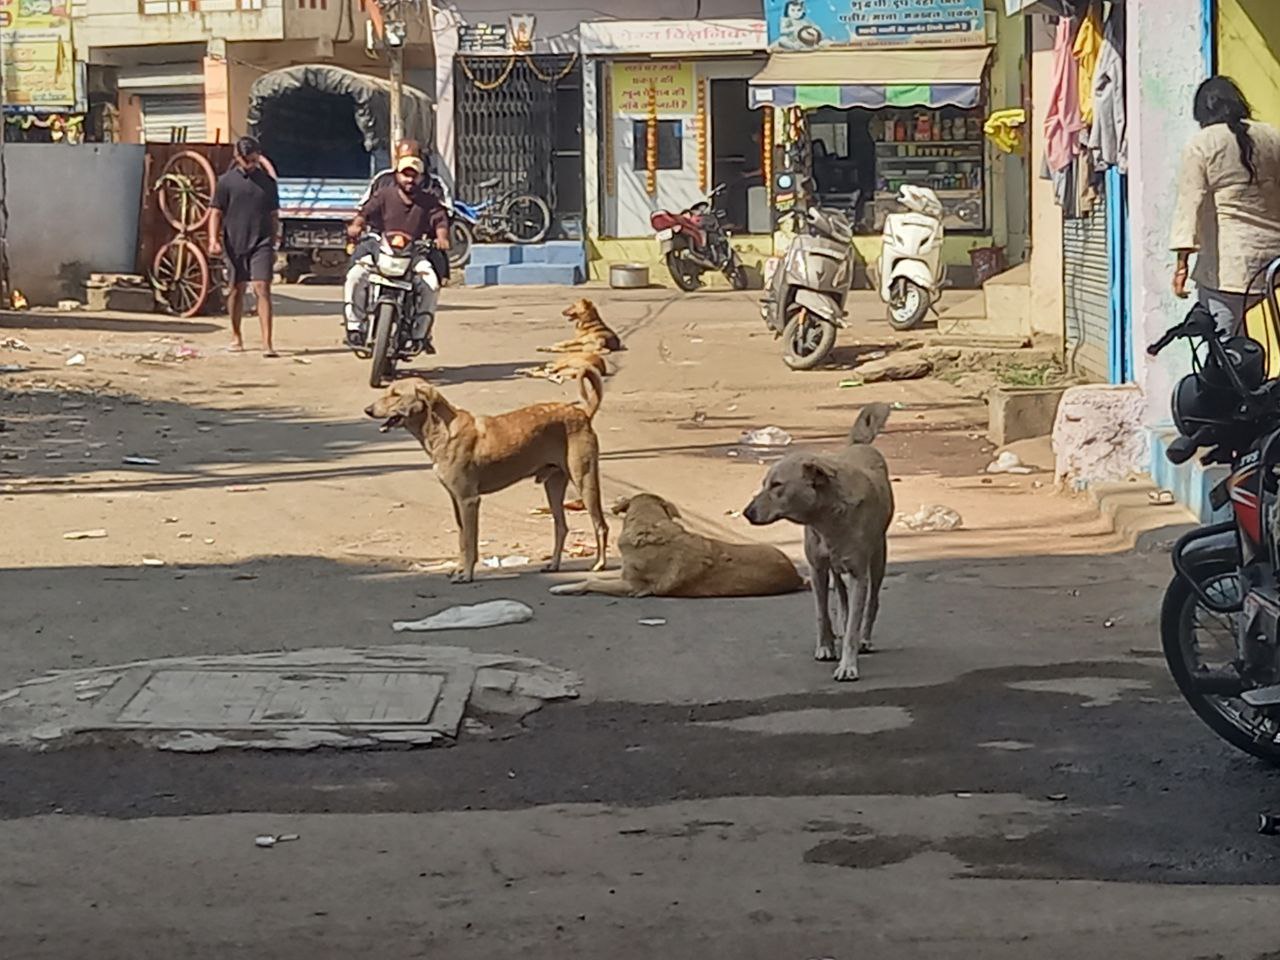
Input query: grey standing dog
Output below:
<box><xmin>743</xmin><ymin>404</ymin><xmax>893</xmax><ymax>681</ymax></box>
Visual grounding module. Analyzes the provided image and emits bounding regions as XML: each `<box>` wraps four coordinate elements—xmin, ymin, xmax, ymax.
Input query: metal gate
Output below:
<box><xmin>141</xmin><ymin>95</ymin><xmax>207</xmax><ymax>144</ymax></box>
<box><xmin>454</xmin><ymin>55</ymin><xmax>583</xmax><ymax>237</ymax></box>
<box><xmin>1064</xmin><ymin>200</ymin><xmax>1110</xmax><ymax>382</ymax></box>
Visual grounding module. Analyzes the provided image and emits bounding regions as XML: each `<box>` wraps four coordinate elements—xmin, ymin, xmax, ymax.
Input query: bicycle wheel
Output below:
<box><xmin>502</xmin><ymin>193</ymin><xmax>551</xmax><ymax>244</ymax></box>
<box><xmin>157</xmin><ymin>150</ymin><xmax>217</xmax><ymax>232</ymax></box>
<box><xmin>151</xmin><ymin>238</ymin><xmax>210</xmax><ymax>318</ymax></box>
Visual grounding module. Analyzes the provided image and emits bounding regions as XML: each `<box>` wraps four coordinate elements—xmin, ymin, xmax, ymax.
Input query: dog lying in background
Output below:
<box><xmin>365</xmin><ymin>370</ymin><xmax>609</xmax><ymax>583</ymax></box>
<box><xmin>518</xmin><ymin>351</ymin><xmax>609</xmax><ymax>384</ymax></box>
<box><xmin>551</xmin><ymin>492</ymin><xmax>804</xmax><ymax>598</ymax></box>
<box><xmin>744</xmin><ymin>404</ymin><xmax>894</xmax><ymax>682</ymax></box>
<box><xmin>539</xmin><ymin>298</ymin><xmax>623</xmax><ymax>354</ymax></box>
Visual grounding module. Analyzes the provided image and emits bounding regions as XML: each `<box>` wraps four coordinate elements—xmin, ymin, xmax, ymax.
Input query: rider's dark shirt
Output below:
<box><xmin>359</xmin><ymin>183</ymin><xmax>448</xmax><ymax>240</ymax></box>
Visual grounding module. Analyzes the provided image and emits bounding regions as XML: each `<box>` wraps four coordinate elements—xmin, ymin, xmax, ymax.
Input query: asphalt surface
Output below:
<box><xmin>4</xmin><ymin>286</ymin><xmax>1280</xmax><ymax>958</ymax></box>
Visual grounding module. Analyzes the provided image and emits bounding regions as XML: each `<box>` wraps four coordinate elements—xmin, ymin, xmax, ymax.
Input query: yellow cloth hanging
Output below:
<box><xmin>1073</xmin><ymin>3</ymin><xmax>1103</xmax><ymax>126</ymax></box>
<box><xmin>1245</xmin><ymin>299</ymin><xmax>1280</xmax><ymax>378</ymax></box>
<box><xmin>984</xmin><ymin>108</ymin><xmax>1027</xmax><ymax>154</ymax></box>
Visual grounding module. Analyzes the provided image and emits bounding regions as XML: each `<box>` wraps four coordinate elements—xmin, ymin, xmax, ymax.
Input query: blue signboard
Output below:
<box><xmin>765</xmin><ymin>0</ymin><xmax>986</xmax><ymax>50</ymax></box>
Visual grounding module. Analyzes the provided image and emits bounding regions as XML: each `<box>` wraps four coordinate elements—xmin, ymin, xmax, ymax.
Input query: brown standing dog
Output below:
<box><xmin>743</xmin><ymin>404</ymin><xmax>894</xmax><ymax>682</ymax></box>
<box><xmin>539</xmin><ymin>298</ymin><xmax>623</xmax><ymax>354</ymax></box>
<box><xmin>551</xmin><ymin>493</ymin><xmax>804</xmax><ymax>598</ymax></box>
<box><xmin>365</xmin><ymin>371</ymin><xmax>609</xmax><ymax>583</ymax></box>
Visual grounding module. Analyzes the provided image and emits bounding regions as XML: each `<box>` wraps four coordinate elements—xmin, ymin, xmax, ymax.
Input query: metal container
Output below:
<box><xmin>610</xmin><ymin>263</ymin><xmax>649</xmax><ymax>289</ymax></box>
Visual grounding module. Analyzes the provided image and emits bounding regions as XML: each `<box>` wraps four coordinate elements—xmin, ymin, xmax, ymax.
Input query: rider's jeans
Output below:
<box><xmin>344</xmin><ymin>255</ymin><xmax>440</xmax><ymax>340</ymax></box>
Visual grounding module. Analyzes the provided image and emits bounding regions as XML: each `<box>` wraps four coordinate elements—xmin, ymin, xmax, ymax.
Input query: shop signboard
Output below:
<box><xmin>580</xmin><ymin>18</ymin><xmax>766</xmax><ymax>56</ymax></box>
<box><xmin>1</xmin><ymin>0</ymin><xmax>77</xmax><ymax>108</ymax></box>
<box><xmin>764</xmin><ymin>0</ymin><xmax>986</xmax><ymax>50</ymax></box>
<box><xmin>609</xmin><ymin>61</ymin><xmax>696</xmax><ymax>116</ymax></box>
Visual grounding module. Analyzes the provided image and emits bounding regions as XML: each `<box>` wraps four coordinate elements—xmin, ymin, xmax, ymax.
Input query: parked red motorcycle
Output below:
<box><xmin>650</xmin><ymin>183</ymin><xmax>748</xmax><ymax>292</ymax></box>
<box><xmin>1152</xmin><ymin>276</ymin><xmax>1280</xmax><ymax>764</ymax></box>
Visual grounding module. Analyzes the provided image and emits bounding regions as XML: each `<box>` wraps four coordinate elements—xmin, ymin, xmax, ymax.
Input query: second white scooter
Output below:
<box><xmin>870</xmin><ymin>185</ymin><xmax>946</xmax><ymax>331</ymax></box>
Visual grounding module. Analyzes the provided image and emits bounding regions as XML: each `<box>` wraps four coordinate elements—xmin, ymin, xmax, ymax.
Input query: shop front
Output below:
<box><xmin>752</xmin><ymin>0</ymin><xmax>1014</xmax><ymax>283</ymax></box>
<box><xmin>580</xmin><ymin>18</ymin><xmax>771</xmax><ymax>283</ymax></box>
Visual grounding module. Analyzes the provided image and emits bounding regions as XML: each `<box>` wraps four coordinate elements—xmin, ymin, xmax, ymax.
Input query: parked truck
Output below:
<box><xmin>245</xmin><ymin>65</ymin><xmax>435</xmax><ymax>283</ymax></box>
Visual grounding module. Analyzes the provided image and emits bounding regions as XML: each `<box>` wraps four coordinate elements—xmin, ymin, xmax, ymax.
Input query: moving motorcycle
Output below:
<box><xmin>350</xmin><ymin>230</ymin><xmax>438</xmax><ymax>388</ymax></box>
<box><xmin>1153</xmin><ymin>273</ymin><xmax>1280</xmax><ymax>763</ymax></box>
<box><xmin>650</xmin><ymin>184</ymin><xmax>748</xmax><ymax>292</ymax></box>
<box><xmin>760</xmin><ymin>203</ymin><xmax>857</xmax><ymax>370</ymax></box>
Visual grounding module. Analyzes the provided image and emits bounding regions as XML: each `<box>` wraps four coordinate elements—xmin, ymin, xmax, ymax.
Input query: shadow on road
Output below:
<box><xmin>1</xmin><ymin>310</ymin><xmax>221</xmax><ymax>336</ymax></box>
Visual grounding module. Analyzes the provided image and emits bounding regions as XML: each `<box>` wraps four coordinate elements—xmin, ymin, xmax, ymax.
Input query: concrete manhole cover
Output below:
<box><xmin>0</xmin><ymin>645</ymin><xmax>579</xmax><ymax>752</ymax></box>
<box><xmin>90</xmin><ymin>666</ymin><xmax>468</xmax><ymax>732</ymax></box>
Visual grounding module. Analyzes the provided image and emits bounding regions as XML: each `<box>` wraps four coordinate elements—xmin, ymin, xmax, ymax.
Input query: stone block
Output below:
<box><xmin>1051</xmin><ymin>384</ymin><xmax>1149</xmax><ymax>490</ymax></box>
<box><xmin>988</xmin><ymin>385</ymin><xmax>1067</xmax><ymax>445</ymax></box>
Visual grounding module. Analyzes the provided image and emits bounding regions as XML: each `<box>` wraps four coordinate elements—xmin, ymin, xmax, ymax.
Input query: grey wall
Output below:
<box><xmin>3</xmin><ymin>143</ymin><xmax>144</xmax><ymax>305</ymax></box>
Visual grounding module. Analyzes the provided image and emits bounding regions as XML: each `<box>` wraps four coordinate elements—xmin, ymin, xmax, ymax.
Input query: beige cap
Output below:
<box><xmin>395</xmin><ymin>155</ymin><xmax>426</xmax><ymax>174</ymax></box>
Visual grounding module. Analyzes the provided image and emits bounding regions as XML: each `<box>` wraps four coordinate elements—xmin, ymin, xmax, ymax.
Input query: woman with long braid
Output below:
<box><xmin>1171</xmin><ymin>77</ymin><xmax>1280</xmax><ymax>334</ymax></box>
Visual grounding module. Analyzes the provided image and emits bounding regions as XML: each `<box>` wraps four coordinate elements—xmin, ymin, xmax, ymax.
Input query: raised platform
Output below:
<box><xmin>464</xmin><ymin>241</ymin><xmax>586</xmax><ymax>287</ymax></box>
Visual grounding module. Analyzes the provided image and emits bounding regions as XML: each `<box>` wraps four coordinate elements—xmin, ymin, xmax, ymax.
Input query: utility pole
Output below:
<box><xmin>370</xmin><ymin>0</ymin><xmax>408</xmax><ymax>147</ymax></box>
<box><xmin>388</xmin><ymin>35</ymin><xmax>405</xmax><ymax>146</ymax></box>
<box><xmin>0</xmin><ymin>20</ymin><xmax>11</xmax><ymax>310</ymax></box>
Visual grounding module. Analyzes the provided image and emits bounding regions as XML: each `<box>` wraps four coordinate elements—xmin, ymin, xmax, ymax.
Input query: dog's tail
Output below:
<box><xmin>578</xmin><ymin>366</ymin><xmax>604</xmax><ymax>419</ymax></box>
<box><xmin>849</xmin><ymin>403</ymin><xmax>892</xmax><ymax>445</ymax></box>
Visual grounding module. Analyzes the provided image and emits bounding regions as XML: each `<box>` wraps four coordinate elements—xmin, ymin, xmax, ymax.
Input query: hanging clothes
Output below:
<box><xmin>1073</xmin><ymin>3</ymin><xmax>1104</xmax><ymax>126</ymax></box>
<box><xmin>1045</xmin><ymin>16</ymin><xmax>1085</xmax><ymax>174</ymax></box>
<box><xmin>985</xmin><ymin>108</ymin><xmax>1027</xmax><ymax>154</ymax></box>
<box><xmin>1087</xmin><ymin>2</ymin><xmax>1127</xmax><ymax>173</ymax></box>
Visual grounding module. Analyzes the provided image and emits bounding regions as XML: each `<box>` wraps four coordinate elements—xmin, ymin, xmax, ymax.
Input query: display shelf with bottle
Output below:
<box><xmin>868</xmin><ymin>106</ymin><xmax>986</xmax><ymax>232</ymax></box>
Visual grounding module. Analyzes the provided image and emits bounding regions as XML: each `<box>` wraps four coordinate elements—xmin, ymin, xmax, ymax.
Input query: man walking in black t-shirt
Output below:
<box><xmin>209</xmin><ymin>136</ymin><xmax>279</xmax><ymax>356</ymax></box>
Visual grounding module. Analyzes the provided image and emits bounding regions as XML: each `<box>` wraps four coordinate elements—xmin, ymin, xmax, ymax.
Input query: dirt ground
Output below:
<box><xmin>9</xmin><ymin>285</ymin><xmax>1280</xmax><ymax>960</ymax></box>
<box><xmin>1</xmin><ymin>285</ymin><xmax>1130</xmax><ymax>585</ymax></box>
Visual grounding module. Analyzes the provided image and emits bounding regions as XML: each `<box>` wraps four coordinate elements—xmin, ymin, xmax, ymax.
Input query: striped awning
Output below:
<box><xmin>749</xmin><ymin>46</ymin><xmax>992</xmax><ymax>110</ymax></box>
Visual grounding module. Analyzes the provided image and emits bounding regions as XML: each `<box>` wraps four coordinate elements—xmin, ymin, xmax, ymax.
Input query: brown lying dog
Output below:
<box><xmin>518</xmin><ymin>351</ymin><xmax>609</xmax><ymax>384</ymax></box>
<box><xmin>539</xmin><ymin>298</ymin><xmax>623</xmax><ymax>354</ymax></box>
<box><xmin>365</xmin><ymin>370</ymin><xmax>609</xmax><ymax>583</ymax></box>
<box><xmin>744</xmin><ymin>404</ymin><xmax>893</xmax><ymax>682</ymax></box>
<box><xmin>550</xmin><ymin>492</ymin><xmax>804</xmax><ymax>598</ymax></box>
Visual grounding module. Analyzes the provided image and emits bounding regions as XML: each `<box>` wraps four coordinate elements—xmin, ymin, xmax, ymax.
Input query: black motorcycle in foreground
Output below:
<box><xmin>1153</xmin><ymin>278</ymin><xmax>1280</xmax><ymax>763</ymax></box>
<box><xmin>350</xmin><ymin>231</ymin><xmax>438</xmax><ymax>388</ymax></box>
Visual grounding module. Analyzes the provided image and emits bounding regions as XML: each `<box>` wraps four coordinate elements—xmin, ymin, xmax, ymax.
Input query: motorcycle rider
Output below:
<box><xmin>344</xmin><ymin>147</ymin><xmax>451</xmax><ymax>352</ymax></box>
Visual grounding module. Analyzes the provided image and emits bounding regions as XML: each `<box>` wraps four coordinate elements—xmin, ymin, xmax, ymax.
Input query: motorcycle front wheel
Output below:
<box><xmin>370</xmin><ymin>301</ymin><xmax>397</xmax><ymax>389</ymax></box>
<box><xmin>782</xmin><ymin>307</ymin><xmax>837</xmax><ymax>371</ymax></box>
<box><xmin>448</xmin><ymin>220</ymin><xmax>474</xmax><ymax>270</ymax></box>
<box><xmin>1160</xmin><ymin>566</ymin><xmax>1280</xmax><ymax>764</ymax></box>
<box><xmin>887</xmin><ymin>279</ymin><xmax>931</xmax><ymax>331</ymax></box>
<box><xmin>665</xmin><ymin>251</ymin><xmax>702</xmax><ymax>292</ymax></box>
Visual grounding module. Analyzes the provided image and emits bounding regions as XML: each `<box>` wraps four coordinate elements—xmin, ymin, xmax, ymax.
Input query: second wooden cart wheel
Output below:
<box><xmin>157</xmin><ymin>149</ymin><xmax>217</xmax><ymax>232</ymax></box>
<box><xmin>151</xmin><ymin>237</ymin><xmax>211</xmax><ymax>318</ymax></box>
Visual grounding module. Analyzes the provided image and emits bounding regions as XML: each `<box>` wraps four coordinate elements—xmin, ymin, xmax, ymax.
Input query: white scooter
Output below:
<box><xmin>869</xmin><ymin>185</ymin><xmax>946</xmax><ymax>331</ymax></box>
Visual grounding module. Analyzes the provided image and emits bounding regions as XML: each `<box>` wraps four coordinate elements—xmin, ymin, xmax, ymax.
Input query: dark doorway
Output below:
<box><xmin>710</xmin><ymin>78</ymin><xmax>759</xmax><ymax>233</ymax></box>
<box><xmin>454</xmin><ymin>55</ymin><xmax>584</xmax><ymax>239</ymax></box>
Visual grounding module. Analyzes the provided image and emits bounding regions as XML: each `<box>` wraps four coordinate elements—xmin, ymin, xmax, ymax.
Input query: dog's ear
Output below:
<box><xmin>802</xmin><ymin>460</ymin><xmax>833</xmax><ymax>487</ymax></box>
<box><xmin>611</xmin><ymin>495</ymin><xmax>632</xmax><ymax>516</ymax></box>
<box><xmin>660</xmin><ymin>497</ymin><xmax>682</xmax><ymax>519</ymax></box>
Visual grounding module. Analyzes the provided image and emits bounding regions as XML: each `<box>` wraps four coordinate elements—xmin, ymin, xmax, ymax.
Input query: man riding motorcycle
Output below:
<box><xmin>343</xmin><ymin>147</ymin><xmax>451</xmax><ymax>352</ymax></box>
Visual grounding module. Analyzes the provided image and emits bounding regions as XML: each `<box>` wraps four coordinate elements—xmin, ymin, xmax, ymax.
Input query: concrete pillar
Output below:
<box><xmin>433</xmin><ymin>8</ymin><xmax>460</xmax><ymax>191</ymax></box>
<box><xmin>203</xmin><ymin>56</ymin><xmax>231</xmax><ymax>144</ymax></box>
<box><xmin>1027</xmin><ymin>14</ymin><xmax>1063</xmax><ymax>342</ymax></box>
<box><xmin>1126</xmin><ymin>0</ymin><xmax>1207</xmax><ymax>426</ymax></box>
<box><xmin>583</xmin><ymin>57</ymin><xmax>600</xmax><ymax>243</ymax></box>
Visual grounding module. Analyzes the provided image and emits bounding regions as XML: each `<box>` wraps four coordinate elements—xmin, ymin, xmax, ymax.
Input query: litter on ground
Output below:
<box><xmin>392</xmin><ymin>599</ymin><xmax>535</xmax><ymax>633</ymax></box>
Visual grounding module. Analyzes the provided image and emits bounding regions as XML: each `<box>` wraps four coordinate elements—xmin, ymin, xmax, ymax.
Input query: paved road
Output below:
<box><xmin>3</xmin><ymin>286</ymin><xmax>1279</xmax><ymax>958</ymax></box>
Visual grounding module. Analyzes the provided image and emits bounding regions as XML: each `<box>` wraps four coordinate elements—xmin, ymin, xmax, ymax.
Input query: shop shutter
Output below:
<box><xmin>1063</xmin><ymin>201</ymin><xmax>1110</xmax><ymax>382</ymax></box>
<box><xmin>141</xmin><ymin>95</ymin><xmax>207</xmax><ymax>144</ymax></box>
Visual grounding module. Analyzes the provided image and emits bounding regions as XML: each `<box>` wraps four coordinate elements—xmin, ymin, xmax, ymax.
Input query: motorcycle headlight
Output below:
<box><xmin>377</xmin><ymin>253</ymin><xmax>412</xmax><ymax>275</ymax></box>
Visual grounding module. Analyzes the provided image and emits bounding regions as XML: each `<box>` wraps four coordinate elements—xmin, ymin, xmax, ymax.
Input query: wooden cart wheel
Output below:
<box><xmin>157</xmin><ymin>150</ymin><xmax>217</xmax><ymax>232</ymax></box>
<box><xmin>151</xmin><ymin>237</ymin><xmax>211</xmax><ymax>318</ymax></box>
